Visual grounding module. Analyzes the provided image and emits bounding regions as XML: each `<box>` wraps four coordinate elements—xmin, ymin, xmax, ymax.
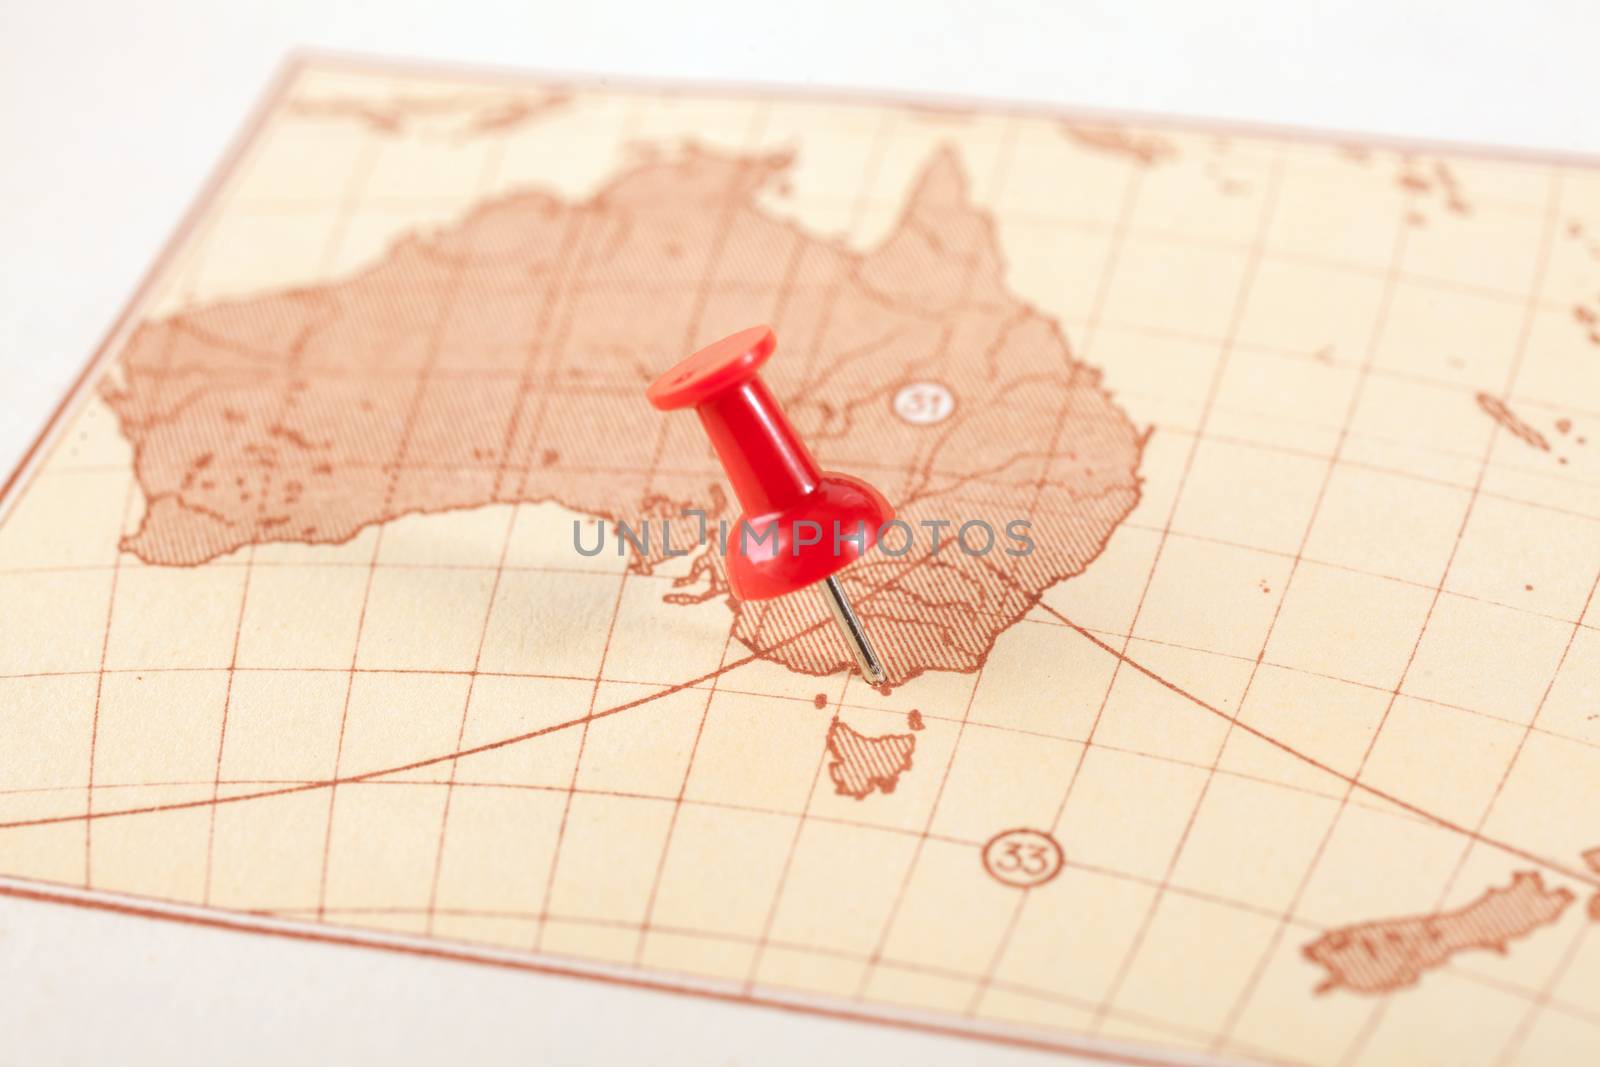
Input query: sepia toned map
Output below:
<box><xmin>2</xmin><ymin>56</ymin><xmax>1600</xmax><ymax>1067</ymax></box>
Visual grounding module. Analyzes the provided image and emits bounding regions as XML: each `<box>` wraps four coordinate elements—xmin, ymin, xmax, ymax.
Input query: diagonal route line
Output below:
<box><xmin>964</xmin><ymin>128</ymin><xmax>1149</xmax><ymax>1019</ymax></box>
<box><xmin>1032</xmin><ymin>599</ymin><xmax>1600</xmax><ymax>890</ymax></box>
<box><xmin>308</xmin><ymin>135</ymin><xmax>514</xmax><ymax>922</ymax></box>
<box><xmin>5</xmin><ymin>570</ymin><xmax>1597</xmax><ymax>899</ymax></box>
<box><xmin>420</xmin><ymin>167</ymin><xmax>589</xmax><ymax>937</ymax></box>
<box><xmin>203</xmin><ymin>130</ymin><xmax>385</xmax><ymax>908</ymax></box>
<box><xmin>1311</xmin><ymin>170</ymin><xmax>1577</xmax><ymax>1067</ymax></box>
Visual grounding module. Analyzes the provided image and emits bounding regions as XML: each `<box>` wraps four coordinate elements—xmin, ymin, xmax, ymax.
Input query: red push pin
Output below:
<box><xmin>648</xmin><ymin>325</ymin><xmax>893</xmax><ymax>685</ymax></box>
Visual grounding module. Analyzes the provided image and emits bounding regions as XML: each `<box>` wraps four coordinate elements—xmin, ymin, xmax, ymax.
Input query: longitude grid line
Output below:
<box><xmin>201</xmin><ymin>129</ymin><xmax>385</xmax><ymax>906</ymax></box>
<box><xmin>962</xmin><ymin>126</ymin><xmax>1150</xmax><ymax>1019</ymax></box>
<box><xmin>848</xmin><ymin>117</ymin><xmax>1025</xmax><ymax>1003</ymax></box>
<box><xmin>310</xmin><ymin>134</ymin><xmax>508</xmax><ymax>921</ymax></box>
<box><xmin>81</xmin><ymin>485</ymin><xmax>137</xmax><ymax>889</ymax></box>
<box><xmin>415</xmin><ymin>115</ymin><xmax>602</xmax><ymax>934</ymax></box>
<box><xmin>524</xmin><ymin>262</ymin><xmax>639</xmax><ymax>946</ymax></box>
<box><xmin>944</xmin><ymin>143</ymin><xmax>1285</xmax><ymax>1036</ymax></box>
<box><xmin>530</xmin><ymin>99</ymin><xmax>770</xmax><ymax>953</ymax></box>
<box><xmin>628</xmin><ymin>101</ymin><xmax>777</xmax><ymax>965</ymax></box>
<box><xmin>1100</xmin><ymin>154</ymin><xmax>1411</xmax><ymax>1054</ymax></box>
<box><xmin>1486</xmin><ymin>565</ymin><xmax>1600</xmax><ymax>1066</ymax></box>
<box><xmin>1212</xmin><ymin>169</ymin><xmax>1569</xmax><ymax>1066</ymax></box>
<box><xmin>1080</xmin><ymin>149</ymin><xmax>1289</xmax><ymax>1037</ymax></box>
<box><xmin>85</xmin><ymin>182</ymin><xmax>236</xmax><ymax>886</ymax></box>
<box><xmin>712</xmin><ymin>118</ymin><xmax>1002</xmax><ymax>983</ymax></box>
<box><xmin>411</xmin><ymin>126</ymin><xmax>567</xmax><ymax>937</ymax></box>
<box><xmin>1322</xmin><ymin>170</ymin><xmax>1571</xmax><ymax>1067</ymax></box>
<box><xmin>739</xmin><ymin>106</ymin><xmax>901</xmax><ymax>993</ymax></box>
<box><xmin>1495</xmin><ymin>900</ymin><xmax>1600</xmax><ymax>1063</ymax></box>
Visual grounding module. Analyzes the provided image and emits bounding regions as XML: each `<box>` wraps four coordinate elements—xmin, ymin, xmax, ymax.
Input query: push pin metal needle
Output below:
<box><xmin>648</xmin><ymin>325</ymin><xmax>893</xmax><ymax>686</ymax></box>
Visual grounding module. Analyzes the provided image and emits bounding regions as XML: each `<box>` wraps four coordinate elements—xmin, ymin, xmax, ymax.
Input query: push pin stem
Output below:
<box><xmin>818</xmin><ymin>575</ymin><xmax>888</xmax><ymax>686</ymax></box>
<box><xmin>648</xmin><ymin>326</ymin><xmax>895</xmax><ymax>685</ymax></box>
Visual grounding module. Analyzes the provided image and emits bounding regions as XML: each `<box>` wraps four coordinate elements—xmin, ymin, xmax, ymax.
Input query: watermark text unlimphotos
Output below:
<box><xmin>572</xmin><ymin>509</ymin><xmax>1035</xmax><ymax>558</ymax></box>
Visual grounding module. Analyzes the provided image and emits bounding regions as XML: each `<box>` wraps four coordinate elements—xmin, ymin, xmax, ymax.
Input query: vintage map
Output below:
<box><xmin>2</xmin><ymin>57</ymin><xmax>1599</xmax><ymax>1066</ymax></box>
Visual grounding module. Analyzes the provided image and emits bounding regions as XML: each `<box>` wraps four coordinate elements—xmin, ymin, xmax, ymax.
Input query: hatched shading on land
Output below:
<box><xmin>101</xmin><ymin>145</ymin><xmax>1143</xmax><ymax>682</ymax></box>
<box><xmin>825</xmin><ymin>720</ymin><xmax>916</xmax><ymax>798</ymax></box>
<box><xmin>1303</xmin><ymin>873</ymin><xmax>1575</xmax><ymax>995</ymax></box>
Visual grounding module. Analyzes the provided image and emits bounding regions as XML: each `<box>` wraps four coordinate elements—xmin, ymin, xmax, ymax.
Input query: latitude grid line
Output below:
<box><xmin>18</xmin><ymin>454</ymin><xmax>1593</xmax><ymax>1036</ymax></box>
<box><xmin>8</xmin><ymin>496</ymin><xmax>1599</xmax><ymax>638</ymax></box>
<box><xmin>6</xmin><ymin>531</ymin><xmax>1600</xmax><ymax>658</ymax></box>
<box><xmin>84</xmin><ymin>342</ymin><xmax>1600</xmax><ymax>454</ymax></box>
<box><xmin>20</xmin><ymin>755</ymin><xmax>1600</xmax><ymax>1039</ymax></box>
<box><xmin>15</xmin><ymin>524</ymin><xmax>1600</xmax><ymax>895</ymax></box>
<box><xmin>6</xmin><ymin>619</ymin><xmax>1595</xmax><ymax>765</ymax></box>
<box><xmin>0</xmin><ymin>680</ymin><xmax>1563</xmax><ymax>849</ymax></box>
<box><xmin>219</xmin><ymin>189</ymin><xmax>1580</xmax><ymax>323</ymax></box>
<box><xmin>20</xmin><ymin>386</ymin><xmax>1600</xmax><ymax>511</ymax></box>
<box><xmin>3</xmin><ymin>73</ymin><xmax>1600</xmax><ymax>1067</ymax></box>
<box><xmin>11</xmin><ymin>756</ymin><xmax>1600</xmax><ymax>993</ymax></box>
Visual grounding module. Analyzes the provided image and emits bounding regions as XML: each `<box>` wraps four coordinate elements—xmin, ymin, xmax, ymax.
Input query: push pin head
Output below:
<box><xmin>649</xmin><ymin>325</ymin><xmax>893</xmax><ymax>685</ymax></box>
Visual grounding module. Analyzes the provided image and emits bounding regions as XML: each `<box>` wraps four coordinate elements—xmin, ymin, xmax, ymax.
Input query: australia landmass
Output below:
<box><xmin>1303</xmin><ymin>871</ymin><xmax>1574</xmax><ymax>995</ymax></box>
<box><xmin>102</xmin><ymin>143</ymin><xmax>1143</xmax><ymax>680</ymax></box>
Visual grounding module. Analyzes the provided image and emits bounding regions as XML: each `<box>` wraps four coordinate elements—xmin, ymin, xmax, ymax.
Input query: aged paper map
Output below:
<box><xmin>2</xmin><ymin>56</ymin><xmax>1599</xmax><ymax>1066</ymax></box>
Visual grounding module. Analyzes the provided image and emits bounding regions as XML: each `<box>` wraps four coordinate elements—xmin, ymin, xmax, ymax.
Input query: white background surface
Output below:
<box><xmin>2</xmin><ymin>2</ymin><xmax>1598</xmax><ymax>1064</ymax></box>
